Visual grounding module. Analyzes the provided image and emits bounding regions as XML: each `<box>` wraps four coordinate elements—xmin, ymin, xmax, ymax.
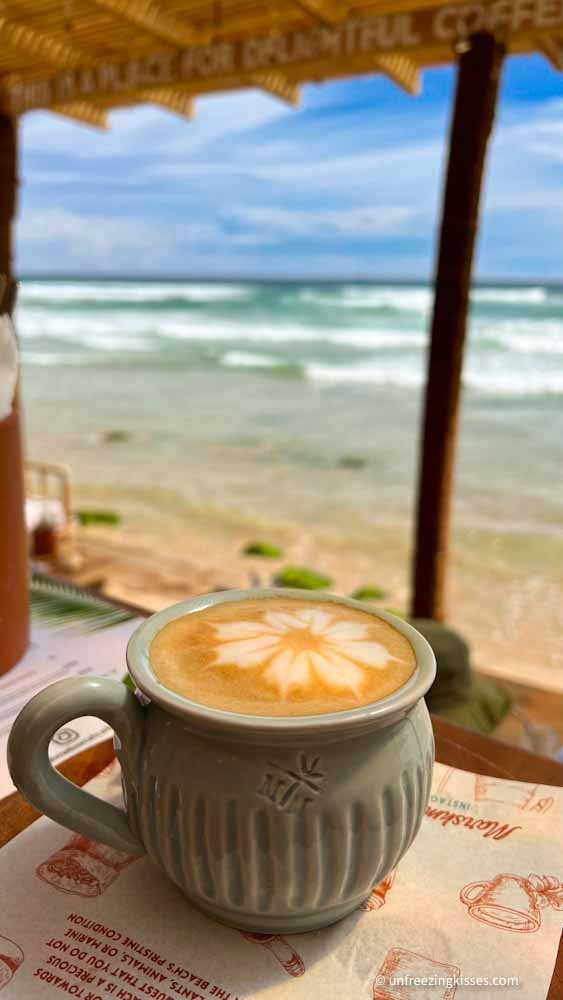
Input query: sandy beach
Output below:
<box><xmin>45</xmin><ymin>472</ymin><xmax>563</xmax><ymax>699</ymax></box>
<box><xmin>20</xmin><ymin>279</ymin><xmax>563</xmax><ymax>697</ymax></box>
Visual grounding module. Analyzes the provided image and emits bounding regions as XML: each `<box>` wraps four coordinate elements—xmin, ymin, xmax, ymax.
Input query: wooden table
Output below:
<box><xmin>1</xmin><ymin>588</ymin><xmax>562</xmax><ymax>996</ymax></box>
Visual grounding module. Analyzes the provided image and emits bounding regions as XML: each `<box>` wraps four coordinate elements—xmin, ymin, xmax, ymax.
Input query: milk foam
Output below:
<box><xmin>212</xmin><ymin>607</ymin><xmax>399</xmax><ymax>696</ymax></box>
<box><xmin>149</xmin><ymin>598</ymin><xmax>416</xmax><ymax>717</ymax></box>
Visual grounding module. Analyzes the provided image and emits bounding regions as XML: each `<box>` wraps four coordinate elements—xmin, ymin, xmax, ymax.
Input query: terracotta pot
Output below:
<box><xmin>0</xmin><ymin>392</ymin><xmax>29</xmax><ymax>674</ymax></box>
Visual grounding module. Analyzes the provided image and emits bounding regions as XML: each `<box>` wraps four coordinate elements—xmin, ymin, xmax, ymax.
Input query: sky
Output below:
<box><xmin>16</xmin><ymin>53</ymin><xmax>563</xmax><ymax>281</ymax></box>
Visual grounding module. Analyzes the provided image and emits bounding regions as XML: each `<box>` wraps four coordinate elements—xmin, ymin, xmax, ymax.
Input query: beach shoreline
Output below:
<box><xmin>19</xmin><ymin>277</ymin><xmax>563</xmax><ymax>697</ymax></box>
<box><xmin>51</xmin><ymin>477</ymin><xmax>563</xmax><ymax>698</ymax></box>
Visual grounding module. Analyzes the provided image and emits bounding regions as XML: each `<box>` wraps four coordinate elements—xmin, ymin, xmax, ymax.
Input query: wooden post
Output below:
<box><xmin>0</xmin><ymin>111</ymin><xmax>29</xmax><ymax>672</ymax></box>
<box><xmin>0</xmin><ymin>113</ymin><xmax>17</xmax><ymax>312</ymax></box>
<box><xmin>410</xmin><ymin>33</ymin><xmax>504</xmax><ymax>622</ymax></box>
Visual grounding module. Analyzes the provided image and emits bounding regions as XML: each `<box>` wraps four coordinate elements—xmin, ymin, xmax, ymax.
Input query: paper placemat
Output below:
<box><xmin>0</xmin><ymin>577</ymin><xmax>143</xmax><ymax>797</ymax></box>
<box><xmin>0</xmin><ymin>761</ymin><xmax>561</xmax><ymax>998</ymax></box>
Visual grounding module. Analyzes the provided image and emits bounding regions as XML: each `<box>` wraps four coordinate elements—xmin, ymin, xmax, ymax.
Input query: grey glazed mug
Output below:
<box><xmin>8</xmin><ymin>588</ymin><xmax>436</xmax><ymax>933</ymax></box>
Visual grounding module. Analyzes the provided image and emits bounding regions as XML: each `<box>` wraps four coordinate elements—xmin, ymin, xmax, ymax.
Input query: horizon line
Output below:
<box><xmin>15</xmin><ymin>274</ymin><xmax>563</xmax><ymax>287</ymax></box>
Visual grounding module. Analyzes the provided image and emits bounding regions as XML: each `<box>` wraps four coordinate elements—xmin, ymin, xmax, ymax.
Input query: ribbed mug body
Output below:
<box><xmin>124</xmin><ymin>698</ymin><xmax>434</xmax><ymax>933</ymax></box>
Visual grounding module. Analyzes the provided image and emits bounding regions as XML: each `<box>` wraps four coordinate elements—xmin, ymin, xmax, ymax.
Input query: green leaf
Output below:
<box><xmin>31</xmin><ymin>574</ymin><xmax>136</xmax><ymax>632</ymax></box>
<box><xmin>338</xmin><ymin>455</ymin><xmax>366</xmax><ymax>469</ymax></box>
<box><xmin>351</xmin><ymin>585</ymin><xmax>388</xmax><ymax>601</ymax></box>
<box><xmin>102</xmin><ymin>430</ymin><xmax>130</xmax><ymax>444</ymax></box>
<box><xmin>76</xmin><ymin>509</ymin><xmax>121</xmax><ymax>527</ymax></box>
<box><xmin>275</xmin><ymin>567</ymin><xmax>332</xmax><ymax>590</ymax></box>
<box><xmin>243</xmin><ymin>541</ymin><xmax>283</xmax><ymax>558</ymax></box>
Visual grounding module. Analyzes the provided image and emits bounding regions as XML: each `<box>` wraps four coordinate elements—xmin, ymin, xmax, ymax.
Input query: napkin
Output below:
<box><xmin>0</xmin><ymin>761</ymin><xmax>561</xmax><ymax>999</ymax></box>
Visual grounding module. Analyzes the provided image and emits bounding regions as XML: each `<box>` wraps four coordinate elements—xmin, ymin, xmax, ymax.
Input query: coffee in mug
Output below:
<box><xmin>150</xmin><ymin>596</ymin><xmax>416</xmax><ymax>716</ymax></box>
<box><xmin>8</xmin><ymin>590</ymin><xmax>436</xmax><ymax>933</ymax></box>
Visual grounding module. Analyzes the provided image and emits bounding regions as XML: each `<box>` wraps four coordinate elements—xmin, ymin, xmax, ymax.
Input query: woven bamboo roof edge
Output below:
<box><xmin>0</xmin><ymin>0</ymin><xmax>560</xmax><ymax>127</ymax></box>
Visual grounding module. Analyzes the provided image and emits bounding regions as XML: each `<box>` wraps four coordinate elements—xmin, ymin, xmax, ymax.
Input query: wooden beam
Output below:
<box><xmin>537</xmin><ymin>33</ymin><xmax>563</xmax><ymax>69</ymax></box>
<box><xmin>375</xmin><ymin>53</ymin><xmax>421</xmax><ymax>94</ymax></box>
<box><xmin>0</xmin><ymin>111</ymin><xmax>29</xmax><ymax>671</ymax></box>
<box><xmin>52</xmin><ymin>102</ymin><xmax>109</xmax><ymax>129</ymax></box>
<box><xmin>294</xmin><ymin>0</ymin><xmax>348</xmax><ymax>25</ymax></box>
<box><xmin>0</xmin><ymin>16</ymin><xmax>81</xmax><ymax>69</ymax></box>
<box><xmin>92</xmin><ymin>0</ymin><xmax>210</xmax><ymax>48</ymax></box>
<box><xmin>0</xmin><ymin>113</ymin><xmax>17</xmax><ymax>312</ymax></box>
<box><xmin>411</xmin><ymin>33</ymin><xmax>505</xmax><ymax>621</ymax></box>
<box><xmin>140</xmin><ymin>88</ymin><xmax>195</xmax><ymax>118</ymax></box>
<box><xmin>250</xmin><ymin>71</ymin><xmax>301</xmax><ymax>106</ymax></box>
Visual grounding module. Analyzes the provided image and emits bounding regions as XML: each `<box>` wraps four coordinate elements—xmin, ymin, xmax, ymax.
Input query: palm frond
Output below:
<box><xmin>31</xmin><ymin>574</ymin><xmax>136</xmax><ymax>632</ymax></box>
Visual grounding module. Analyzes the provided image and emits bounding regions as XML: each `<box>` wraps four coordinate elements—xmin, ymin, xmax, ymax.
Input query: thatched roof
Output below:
<box><xmin>0</xmin><ymin>0</ymin><xmax>560</xmax><ymax>129</ymax></box>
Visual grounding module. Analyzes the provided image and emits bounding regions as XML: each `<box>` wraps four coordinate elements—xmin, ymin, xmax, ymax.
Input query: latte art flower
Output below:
<box><xmin>212</xmin><ymin>608</ymin><xmax>399</xmax><ymax>696</ymax></box>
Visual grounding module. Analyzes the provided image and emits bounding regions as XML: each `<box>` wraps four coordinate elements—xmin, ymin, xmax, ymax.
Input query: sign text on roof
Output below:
<box><xmin>5</xmin><ymin>0</ymin><xmax>563</xmax><ymax>113</ymax></box>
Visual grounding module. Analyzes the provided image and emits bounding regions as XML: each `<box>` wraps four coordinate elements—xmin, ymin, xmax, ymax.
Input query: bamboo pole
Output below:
<box><xmin>411</xmin><ymin>33</ymin><xmax>504</xmax><ymax>621</ymax></box>
<box><xmin>0</xmin><ymin>111</ymin><xmax>29</xmax><ymax>673</ymax></box>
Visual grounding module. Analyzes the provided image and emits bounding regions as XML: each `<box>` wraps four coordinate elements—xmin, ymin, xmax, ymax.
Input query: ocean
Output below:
<box><xmin>16</xmin><ymin>278</ymin><xmax>563</xmax><ymax>690</ymax></box>
<box><xmin>17</xmin><ymin>276</ymin><xmax>563</xmax><ymax>532</ymax></box>
<box><xmin>16</xmin><ymin>279</ymin><xmax>563</xmax><ymax>397</ymax></box>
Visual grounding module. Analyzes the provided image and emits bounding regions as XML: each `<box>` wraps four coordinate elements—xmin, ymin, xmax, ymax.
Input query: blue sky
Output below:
<box><xmin>16</xmin><ymin>53</ymin><xmax>563</xmax><ymax>280</ymax></box>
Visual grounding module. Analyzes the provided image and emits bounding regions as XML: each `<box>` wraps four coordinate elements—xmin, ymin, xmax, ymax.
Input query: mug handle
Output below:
<box><xmin>460</xmin><ymin>881</ymin><xmax>488</xmax><ymax>905</ymax></box>
<box><xmin>8</xmin><ymin>676</ymin><xmax>145</xmax><ymax>855</ymax></box>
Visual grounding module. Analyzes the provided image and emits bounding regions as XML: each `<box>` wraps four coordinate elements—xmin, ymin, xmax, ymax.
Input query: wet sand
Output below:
<box><xmin>22</xmin><ymin>364</ymin><xmax>563</xmax><ymax>699</ymax></box>
<box><xmin>56</xmin><ymin>480</ymin><xmax>563</xmax><ymax>698</ymax></box>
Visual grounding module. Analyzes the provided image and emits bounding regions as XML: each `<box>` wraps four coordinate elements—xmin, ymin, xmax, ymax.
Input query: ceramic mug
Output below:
<box><xmin>8</xmin><ymin>589</ymin><xmax>436</xmax><ymax>933</ymax></box>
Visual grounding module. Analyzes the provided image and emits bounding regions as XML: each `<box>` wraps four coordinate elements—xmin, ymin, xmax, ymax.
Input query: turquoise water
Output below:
<box><xmin>17</xmin><ymin>279</ymin><xmax>563</xmax><ymax>396</ymax></box>
<box><xmin>18</xmin><ymin>278</ymin><xmax>563</xmax><ymax>541</ymax></box>
<box><xmin>17</xmin><ymin>278</ymin><xmax>563</xmax><ymax>687</ymax></box>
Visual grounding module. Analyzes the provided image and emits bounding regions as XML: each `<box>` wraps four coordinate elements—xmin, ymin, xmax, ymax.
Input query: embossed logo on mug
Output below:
<box><xmin>258</xmin><ymin>752</ymin><xmax>326</xmax><ymax>815</ymax></box>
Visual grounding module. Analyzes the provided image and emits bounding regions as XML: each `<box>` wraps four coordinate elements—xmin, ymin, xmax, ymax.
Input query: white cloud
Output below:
<box><xmin>17</xmin><ymin>208</ymin><xmax>162</xmax><ymax>258</ymax></box>
<box><xmin>151</xmin><ymin>137</ymin><xmax>441</xmax><ymax>189</ymax></box>
<box><xmin>492</xmin><ymin>104</ymin><xmax>563</xmax><ymax>172</ymax></box>
<box><xmin>21</xmin><ymin>89</ymin><xmax>290</xmax><ymax>161</ymax></box>
<box><xmin>14</xmin><ymin>67</ymin><xmax>563</xmax><ymax>278</ymax></box>
<box><xmin>15</xmin><ymin>205</ymin><xmax>276</xmax><ymax>272</ymax></box>
<box><xmin>226</xmin><ymin>204</ymin><xmax>419</xmax><ymax>239</ymax></box>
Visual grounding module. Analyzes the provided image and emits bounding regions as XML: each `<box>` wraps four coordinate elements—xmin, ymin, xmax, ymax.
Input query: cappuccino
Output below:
<box><xmin>149</xmin><ymin>597</ymin><xmax>415</xmax><ymax>717</ymax></box>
